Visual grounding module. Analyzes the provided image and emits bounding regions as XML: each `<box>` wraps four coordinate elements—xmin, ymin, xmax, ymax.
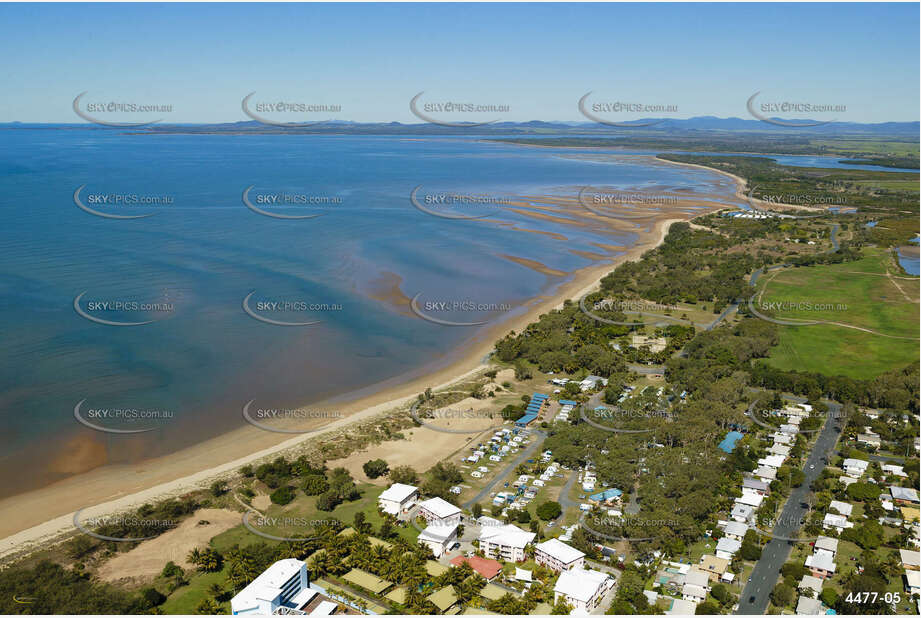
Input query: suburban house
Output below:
<box><xmin>823</xmin><ymin>513</ymin><xmax>853</xmax><ymax>533</ymax></box>
<box><xmin>534</xmin><ymin>538</ymin><xmax>586</xmax><ymax>572</ymax></box>
<box><xmin>842</xmin><ymin>458</ymin><xmax>869</xmax><ymax>478</ymax></box>
<box><xmin>891</xmin><ymin>486</ymin><xmax>921</xmax><ymax>505</ymax></box>
<box><xmin>230</xmin><ymin>559</ymin><xmax>311</xmax><ymax>615</ymax></box>
<box><xmin>418</xmin><ymin>523</ymin><xmax>458</xmax><ymax>558</ymax></box>
<box><xmin>796</xmin><ymin>596</ymin><xmax>824</xmax><ymax>615</ymax></box>
<box><xmin>814</xmin><ymin>536</ymin><xmax>838</xmax><ymax>557</ymax></box>
<box><xmin>905</xmin><ymin>570</ymin><xmax>921</xmax><ymax>597</ymax></box>
<box><xmin>799</xmin><ymin>574</ymin><xmax>824</xmax><ymax>598</ymax></box>
<box><xmin>681</xmin><ymin>567</ymin><xmax>711</xmax><ymax>604</ymax></box>
<box><xmin>772</xmin><ymin>432</ymin><xmax>793</xmax><ymax>445</ymax></box>
<box><xmin>857</xmin><ymin>432</ymin><xmax>882</xmax><ymax>448</ymax></box>
<box><xmin>697</xmin><ymin>555</ymin><xmax>730</xmax><ymax>582</ymax></box>
<box><xmin>715</xmin><ymin>537</ymin><xmax>741</xmax><ymax>560</ymax></box>
<box><xmin>731</xmin><ymin>503</ymin><xmax>755</xmax><ymax>524</ymax></box>
<box><xmin>900</xmin><ymin>549</ymin><xmax>921</xmax><ymax>571</ymax></box>
<box><xmin>742</xmin><ymin>478</ymin><xmax>770</xmax><ymax>496</ymax></box>
<box><xmin>755</xmin><ymin>466</ymin><xmax>778</xmax><ymax>482</ymax></box>
<box><xmin>883</xmin><ymin>464</ymin><xmax>908</xmax><ymax>477</ymax></box>
<box><xmin>417</xmin><ymin>496</ymin><xmax>462</xmax><ymax>526</ymax></box>
<box><xmin>554</xmin><ymin>568</ymin><xmax>613</xmax><ymax>611</ymax></box>
<box><xmin>378</xmin><ymin>483</ymin><xmax>418</xmax><ymax>515</ymax></box>
<box><xmin>723</xmin><ymin>520</ymin><xmax>749</xmax><ymax>541</ymax></box>
<box><xmin>829</xmin><ymin>500</ymin><xmax>853</xmax><ymax>518</ymax></box>
<box><xmin>758</xmin><ymin>455</ymin><xmax>786</xmax><ymax>469</ymax></box>
<box><xmin>478</xmin><ymin>523</ymin><xmax>536</xmax><ymax>562</ymax></box>
<box><xmin>666</xmin><ymin>599</ymin><xmax>699</xmax><ymax>615</ymax></box>
<box><xmin>768</xmin><ymin>444</ymin><xmax>792</xmax><ymax>458</ymax></box>
<box><xmin>805</xmin><ymin>548</ymin><xmax>837</xmax><ymax>579</ymax></box>
<box><xmin>735</xmin><ymin>492</ymin><xmax>764</xmax><ymax>509</ymax></box>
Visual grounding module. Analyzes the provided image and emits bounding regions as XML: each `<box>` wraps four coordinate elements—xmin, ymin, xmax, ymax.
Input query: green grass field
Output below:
<box><xmin>854</xmin><ymin>179</ymin><xmax>920</xmax><ymax>193</ymax></box>
<box><xmin>809</xmin><ymin>139</ymin><xmax>920</xmax><ymax>158</ymax></box>
<box><xmin>757</xmin><ymin>249</ymin><xmax>919</xmax><ymax>379</ymax></box>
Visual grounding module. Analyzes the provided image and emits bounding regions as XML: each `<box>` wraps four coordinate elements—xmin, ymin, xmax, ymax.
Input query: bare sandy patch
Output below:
<box><xmin>95</xmin><ymin>508</ymin><xmax>240</xmax><ymax>584</ymax></box>
<box><xmin>251</xmin><ymin>494</ymin><xmax>272</xmax><ymax>511</ymax></box>
<box><xmin>330</xmin><ymin>397</ymin><xmax>500</xmax><ymax>483</ymax></box>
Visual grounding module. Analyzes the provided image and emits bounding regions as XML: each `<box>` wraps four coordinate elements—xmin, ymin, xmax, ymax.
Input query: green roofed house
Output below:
<box><xmin>463</xmin><ymin>608</ymin><xmax>492</xmax><ymax>615</ymax></box>
<box><xmin>426</xmin><ymin>560</ymin><xmax>449</xmax><ymax>577</ymax></box>
<box><xmin>427</xmin><ymin>586</ymin><xmax>458</xmax><ymax>613</ymax></box>
<box><xmin>338</xmin><ymin>527</ymin><xmax>357</xmax><ymax>537</ymax></box>
<box><xmin>532</xmin><ymin>602</ymin><xmax>552</xmax><ymax>615</ymax></box>
<box><xmin>479</xmin><ymin>583</ymin><xmax>507</xmax><ymax>602</ymax></box>
<box><xmin>385</xmin><ymin>587</ymin><xmax>407</xmax><ymax>606</ymax></box>
<box><xmin>343</xmin><ymin>568</ymin><xmax>393</xmax><ymax>595</ymax></box>
<box><xmin>368</xmin><ymin>536</ymin><xmax>393</xmax><ymax>550</ymax></box>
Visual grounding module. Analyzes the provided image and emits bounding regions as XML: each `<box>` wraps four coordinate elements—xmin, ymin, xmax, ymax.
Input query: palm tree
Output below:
<box><xmin>370</xmin><ymin>545</ymin><xmax>389</xmax><ymax>573</ymax></box>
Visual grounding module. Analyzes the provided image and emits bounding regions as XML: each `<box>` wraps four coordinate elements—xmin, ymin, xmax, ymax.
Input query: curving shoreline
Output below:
<box><xmin>0</xmin><ymin>184</ymin><xmax>741</xmax><ymax>563</ymax></box>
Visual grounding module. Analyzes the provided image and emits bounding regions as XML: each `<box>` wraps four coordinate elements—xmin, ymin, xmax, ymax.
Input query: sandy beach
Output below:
<box><xmin>0</xmin><ymin>181</ymin><xmax>738</xmax><ymax>561</ymax></box>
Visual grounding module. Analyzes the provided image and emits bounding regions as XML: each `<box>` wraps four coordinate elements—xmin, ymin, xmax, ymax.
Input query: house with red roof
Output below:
<box><xmin>449</xmin><ymin>555</ymin><xmax>503</xmax><ymax>581</ymax></box>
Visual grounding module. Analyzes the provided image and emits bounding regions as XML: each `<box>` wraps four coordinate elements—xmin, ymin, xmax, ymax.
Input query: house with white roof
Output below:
<box><xmin>796</xmin><ymin>596</ymin><xmax>824</xmax><ymax>615</ymax></box>
<box><xmin>231</xmin><ymin>559</ymin><xmax>310</xmax><ymax>615</ymax></box>
<box><xmin>681</xmin><ymin>567</ymin><xmax>711</xmax><ymax>604</ymax></box>
<box><xmin>554</xmin><ymin>568</ymin><xmax>613</xmax><ymax>611</ymax></box>
<box><xmin>829</xmin><ymin>500</ymin><xmax>853</xmax><ymax>517</ymax></box>
<box><xmin>905</xmin><ymin>570</ymin><xmax>921</xmax><ymax>596</ymax></box>
<box><xmin>378</xmin><ymin>483</ymin><xmax>418</xmax><ymax>515</ymax></box>
<box><xmin>857</xmin><ymin>432</ymin><xmax>881</xmax><ymax>448</ymax></box>
<box><xmin>814</xmin><ymin>536</ymin><xmax>838</xmax><ymax>557</ymax></box>
<box><xmin>758</xmin><ymin>454</ymin><xmax>786</xmax><ymax>469</ymax></box>
<box><xmin>666</xmin><ymin>599</ymin><xmax>699</xmax><ymax>615</ymax></box>
<box><xmin>892</xmin><ymin>486</ymin><xmax>921</xmax><ymax>505</ymax></box>
<box><xmin>837</xmin><ymin>476</ymin><xmax>857</xmax><ymax>490</ymax></box>
<box><xmin>799</xmin><ymin>574</ymin><xmax>824</xmax><ymax>598</ymax></box>
<box><xmin>769</xmin><ymin>444</ymin><xmax>792</xmax><ymax>457</ymax></box>
<box><xmin>882</xmin><ymin>464</ymin><xmax>907</xmax><ymax>477</ymax></box>
<box><xmin>478</xmin><ymin>523</ymin><xmax>535</xmax><ymax>562</ymax></box>
<box><xmin>579</xmin><ymin>375</ymin><xmax>608</xmax><ymax>392</ymax></box>
<box><xmin>742</xmin><ymin>478</ymin><xmax>770</xmax><ymax>496</ymax></box>
<box><xmin>735</xmin><ymin>492</ymin><xmax>764</xmax><ymax>509</ymax></box>
<box><xmin>731</xmin><ymin>503</ymin><xmax>755</xmax><ymax>524</ymax></box>
<box><xmin>901</xmin><ymin>549</ymin><xmax>921</xmax><ymax>571</ymax></box>
<box><xmin>418</xmin><ymin>523</ymin><xmax>458</xmax><ymax>558</ymax></box>
<box><xmin>715</xmin><ymin>537</ymin><xmax>742</xmax><ymax>560</ymax></box>
<box><xmin>823</xmin><ymin>513</ymin><xmax>853</xmax><ymax>533</ymax></box>
<box><xmin>772</xmin><ymin>433</ymin><xmax>793</xmax><ymax>445</ymax></box>
<box><xmin>534</xmin><ymin>538</ymin><xmax>585</xmax><ymax>572</ymax></box>
<box><xmin>723</xmin><ymin>521</ymin><xmax>749</xmax><ymax>541</ymax></box>
<box><xmin>805</xmin><ymin>548</ymin><xmax>837</xmax><ymax>579</ymax></box>
<box><xmin>417</xmin><ymin>496</ymin><xmax>462</xmax><ymax>526</ymax></box>
<box><xmin>755</xmin><ymin>466</ymin><xmax>777</xmax><ymax>483</ymax></box>
<box><xmin>843</xmin><ymin>458</ymin><xmax>869</xmax><ymax>478</ymax></box>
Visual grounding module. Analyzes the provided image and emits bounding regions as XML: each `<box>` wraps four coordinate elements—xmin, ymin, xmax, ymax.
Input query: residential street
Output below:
<box><xmin>735</xmin><ymin>397</ymin><xmax>844</xmax><ymax>614</ymax></box>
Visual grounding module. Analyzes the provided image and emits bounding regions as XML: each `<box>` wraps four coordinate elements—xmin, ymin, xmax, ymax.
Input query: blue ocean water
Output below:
<box><xmin>0</xmin><ymin>129</ymin><xmax>738</xmax><ymax>496</ymax></box>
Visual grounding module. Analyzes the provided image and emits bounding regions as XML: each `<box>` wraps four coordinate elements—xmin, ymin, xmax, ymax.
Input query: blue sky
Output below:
<box><xmin>1</xmin><ymin>2</ymin><xmax>918</xmax><ymax>123</ymax></box>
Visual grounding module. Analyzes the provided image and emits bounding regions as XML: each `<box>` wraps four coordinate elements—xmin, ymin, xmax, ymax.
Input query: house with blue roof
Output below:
<box><xmin>588</xmin><ymin>488</ymin><xmax>623</xmax><ymax>504</ymax></box>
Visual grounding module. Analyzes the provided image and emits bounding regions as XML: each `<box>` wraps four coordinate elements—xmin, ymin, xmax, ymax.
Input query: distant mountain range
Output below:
<box><xmin>3</xmin><ymin>117</ymin><xmax>918</xmax><ymax>137</ymax></box>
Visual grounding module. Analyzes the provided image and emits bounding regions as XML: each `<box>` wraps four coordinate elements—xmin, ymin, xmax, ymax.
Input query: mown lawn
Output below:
<box><xmin>160</xmin><ymin>567</ymin><xmax>230</xmax><ymax>615</ymax></box>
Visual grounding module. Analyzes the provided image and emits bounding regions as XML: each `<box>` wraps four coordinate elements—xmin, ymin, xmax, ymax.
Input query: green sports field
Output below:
<box><xmin>756</xmin><ymin>248</ymin><xmax>919</xmax><ymax>379</ymax></box>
